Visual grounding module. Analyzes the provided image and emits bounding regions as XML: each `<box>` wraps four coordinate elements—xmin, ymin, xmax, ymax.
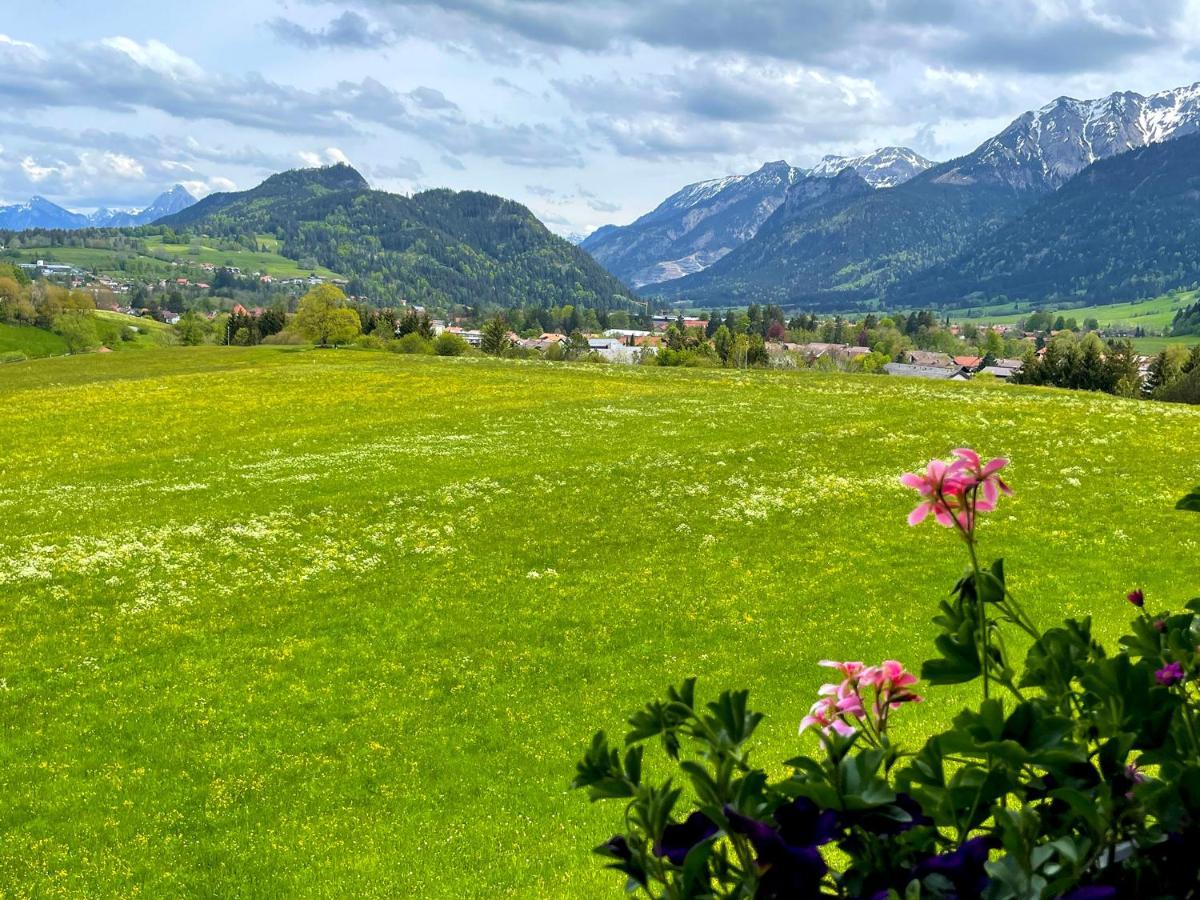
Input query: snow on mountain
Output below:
<box><xmin>808</xmin><ymin>147</ymin><xmax>936</xmax><ymax>188</ymax></box>
<box><xmin>581</xmin><ymin>160</ymin><xmax>806</xmax><ymax>287</ymax></box>
<box><xmin>0</xmin><ymin>196</ymin><xmax>88</xmax><ymax>231</ymax></box>
<box><xmin>0</xmin><ymin>185</ymin><xmax>198</xmax><ymax>231</ymax></box>
<box><xmin>935</xmin><ymin>82</ymin><xmax>1200</xmax><ymax>192</ymax></box>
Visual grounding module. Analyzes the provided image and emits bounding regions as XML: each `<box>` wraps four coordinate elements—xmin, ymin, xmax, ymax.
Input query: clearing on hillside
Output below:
<box><xmin>1</xmin><ymin>348</ymin><xmax>1197</xmax><ymax>896</ymax></box>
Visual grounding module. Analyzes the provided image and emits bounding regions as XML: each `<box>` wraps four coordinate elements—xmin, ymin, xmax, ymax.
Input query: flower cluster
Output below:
<box><xmin>800</xmin><ymin>659</ymin><xmax>922</xmax><ymax>743</ymax></box>
<box><xmin>900</xmin><ymin>448</ymin><xmax>1011</xmax><ymax>533</ymax></box>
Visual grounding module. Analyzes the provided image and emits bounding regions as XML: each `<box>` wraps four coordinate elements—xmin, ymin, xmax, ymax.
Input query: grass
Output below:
<box><xmin>2</xmin><ymin>238</ymin><xmax>342</xmax><ymax>281</ymax></box>
<box><xmin>947</xmin><ymin>291</ymin><xmax>1196</xmax><ymax>331</ymax></box>
<box><xmin>1</xmin><ymin>349</ymin><xmax>1198</xmax><ymax>896</ymax></box>
<box><xmin>1129</xmin><ymin>335</ymin><xmax>1200</xmax><ymax>355</ymax></box>
<box><xmin>93</xmin><ymin>310</ymin><xmax>175</xmax><ymax>349</ymax></box>
<box><xmin>141</xmin><ymin>236</ymin><xmax>343</xmax><ymax>279</ymax></box>
<box><xmin>0</xmin><ymin>322</ymin><xmax>67</xmax><ymax>359</ymax></box>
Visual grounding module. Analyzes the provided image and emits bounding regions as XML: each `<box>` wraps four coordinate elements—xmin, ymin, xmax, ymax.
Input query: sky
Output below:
<box><xmin>1</xmin><ymin>0</ymin><xmax>1199</xmax><ymax>235</ymax></box>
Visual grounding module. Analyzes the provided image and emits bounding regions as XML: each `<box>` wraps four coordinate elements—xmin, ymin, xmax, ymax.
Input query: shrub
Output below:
<box><xmin>433</xmin><ymin>331</ymin><xmax>468</xmax><ymax>357</ymax></box>
<box><xmin>575</xmin><ymin>451</ymin><xmax>1200</xmax><ymax>898</ymax></box>
<box><xmin>0</xmin><ymin>350</ymin><xmax>27</xmax><ymax>363</ymax></box>
<box><xmin>261</xmin><ymin>330</ymin><xmax>305</xmax><ymax>345</ymax></box>
<box><xmin>354</xmin><ymin>333</ymin><xmax>389</xmax><ymax>351</ymax></box>
<box><xmin>395</xmin><ymin>332</ymin><xmax>434</xmax><ymax>355</ymax></box>
<box><xmin>1156</xmin><ymin>368</ymin><xmax>1200</xmax><ymax>405</ymax></box>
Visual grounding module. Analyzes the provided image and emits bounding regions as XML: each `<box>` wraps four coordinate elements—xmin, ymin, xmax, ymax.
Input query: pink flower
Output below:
<box><xmin>1156</xmin><ymin>661</ymin><xmax>1184</xmax><ymax>686</ymax></box>
<box><xmin>900</xmin><ymin>459</ymin><xmax>969</xmax><ymax>527</ymax></box>
<box><xmin>1127</xmin><ymin>589</ymin><xmax>1145</xmax><ymax>608</ymax></box>
<box><xmin>952</xmin><ymin>448</ymin><xmax>1012</xmax><ymax>506</ymax></box>
<box><xmin>819</xmin><ymin>660</ymin><xmax>865</xmax><ymax>679</ymax></box>
<box><xmin>801</xmin><ymin>659</ymin><xmax>921</xmax><ymax>743</ymax></box>
<box><xmin>901</xmin><ymin>449</ymin><xmax>1011</xmax><ymax>532</ymax></box>
<box><xmin>800</xmin><ymin>696</ymin><xmax>856</xmax><ymax>737</ymax></box>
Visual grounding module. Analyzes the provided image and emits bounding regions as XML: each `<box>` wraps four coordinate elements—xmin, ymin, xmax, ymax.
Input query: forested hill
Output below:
<box><xmin>158</xmin><ymin>164</ymin><xmax>638</xmax><ymax>311</ymax></box>
<box><xmin>890</xmin><ymin>132</ymin><xmax>1200</xmax><ymax>307</ymax></box>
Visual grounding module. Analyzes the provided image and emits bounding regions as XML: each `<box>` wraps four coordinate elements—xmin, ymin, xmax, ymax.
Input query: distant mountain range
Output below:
<box><xmin>0</xmin><ymin>185</ymin><xmax>197</xmax><ymax>231</ymax></box>
<box><xmin>159</xmin><ymin>164</ymin><xmax>636</xmax><ymax>310</ymax></box>
<box><xmin>580</xmin><ymin>148</ymin><xmax>934</xmax><ymax>287</ymax></box>
<box><xmin>605</xmin><ymin>81</ymin><xmax>1200</xmax><ymax>310</ymax></box>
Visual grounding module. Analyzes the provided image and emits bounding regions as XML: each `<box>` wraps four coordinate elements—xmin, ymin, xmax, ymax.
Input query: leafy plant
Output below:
<box><xmin>575</xmin><ymin>450</ymin><xmax>1200</xmax><ymax>898</ymax></box>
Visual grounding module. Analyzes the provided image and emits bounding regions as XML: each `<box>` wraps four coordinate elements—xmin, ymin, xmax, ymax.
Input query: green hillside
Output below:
<box><xmin>949</xmin><ymin>291</ymin><xmax>1196</xmax><ymax>330</ymax></box>
<box><xmin>1</xmin><ymin>349</ymin><xmax>1197</xmax><ymax>895</ymax></box>
<box><xmin>160</xmin><ymin>163</ymin><xmax>637</xmax><ymax>310</ymax></box>
<box><xmin>0</xmin><ymin>322</ymin><xmax>68</xmax><ymax>359</ymax></box>
<box><xmin>1</xmin><ymin>238</ymin><xmax>342</xmax><ymax>281</ymax></box>
<box><xmin>895</xmin><ymin>132</ymin><xmax>1200</xmax><ymax>307</ymax></box>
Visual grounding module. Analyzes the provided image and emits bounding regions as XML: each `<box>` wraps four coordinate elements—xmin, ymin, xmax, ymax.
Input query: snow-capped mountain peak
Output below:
<box><xmin>0</xmin><ymin>185</ymin><xmax>199</xmax><ymax>231</ymax></box>
<box><xmin>938</xmin><ymin>81</ymin><xmax>1200</xmax><ymax>192</ymax></box>
<box><xmin>808</xmin><ymin>147</ymin><xmax>936</xmax><ymax>188</ymax></box>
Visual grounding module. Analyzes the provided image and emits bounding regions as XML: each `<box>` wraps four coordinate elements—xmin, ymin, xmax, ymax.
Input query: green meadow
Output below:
<box><xmin>1</xmin><ymin>348</ymin><xmax>1198</xmax><ymax>896</ymax></box>
<box><xmin>3</xmin><ymin>237</ymin><xmax>342</xmax><ymax>281</ymax></box>
<box><xmin>0</xmin><ymin>323</ymin><xmax>68</xmax><ymax>359</ymax></box>
<box><xmin>949</xmin><ymin>290</ymin><xmax>1195</xmax><ymax>330</ymax></box>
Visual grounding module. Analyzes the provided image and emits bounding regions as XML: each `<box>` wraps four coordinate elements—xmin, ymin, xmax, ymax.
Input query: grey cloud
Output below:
<box><xmin>360</xmin><ymin>0</ymin><xmax>1186</xmax><ymax>75</ymax></box>
<box><xmin>440</xmin><ymin>154</ymin><xmax>467</xmax><ymax>170</ymax></box>
<box><xmin>0</xmin><ymin>35</ymin><xmax>580</xmax><ymax>168</ymax></box>
<box><xmin>365</xmin><ymin>157</ymin><xmax>425</xmax><ymax>179</ymax></box>
<box><xmin>268</xmin><ymin>11</ymin><xmax>395</xmax><ymax>49</ymax></box>
<box><xmin>585</xmin><ymin>197</ymin><xmax>620</xmax><ymax>213</ymax></box>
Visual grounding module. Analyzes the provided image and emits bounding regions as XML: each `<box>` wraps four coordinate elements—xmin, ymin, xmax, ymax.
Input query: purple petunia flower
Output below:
<box><xmin>1156</xmin><ymin>661</ymin><xmax>1185</xmax><ymax>686</ymax></box>
<box><xmin>653</xmin><ymin>811</ymin><xmax>718</xmax><ymax>866</ymax></box>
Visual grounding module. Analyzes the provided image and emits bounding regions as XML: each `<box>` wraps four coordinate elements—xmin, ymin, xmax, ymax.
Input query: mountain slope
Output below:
<box><xmin>0</xmin><ymin>197</ymin><xmax>88</xmax><ymax>230</ymax></box>
<box><xmin>581</xmin><ymin>148</ymin><xmax>934</xmax><ymax>288</ymax></box>
<box><xmin>0</xmin><ymin>186</ymin><xmax>197</xmax><ymax>230</ymax></box>
<box><xmin>160</xmin><ymin>164</ymin><xmax>637</xmax><ymax>310</ymax></box>
<box><xmin>651</xmin><ymin>169</ymin><xmax>1028</xmax><ymax>307</ymax></box>
<box><xmin>652</xmin><ymin>82</ymin><xmax>1200</xmax><ymax>308</ymax></box>
<box><xmin>933</xmin><ymin>83</ymin><xmax>1200</xmax><ymax>192</ymax></box>
<box><xmin>580</xmin><ymin>161</ymin><xmax>805</xmax><ymax>287</ymax></box>
<box><xmin>891</xmin><ymin>131</ymin><xmax>1200</xmax><ymax>307</ymax></box>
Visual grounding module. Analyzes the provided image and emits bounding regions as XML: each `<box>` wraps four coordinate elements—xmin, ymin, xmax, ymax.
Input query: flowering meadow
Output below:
<box><xmin>1</xmin><ymin>346</ymin><xmax>1198</xmax><ymax>896</ymax></box>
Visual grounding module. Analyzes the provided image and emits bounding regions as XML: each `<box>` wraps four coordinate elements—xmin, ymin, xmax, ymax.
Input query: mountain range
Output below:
<box><xmin>580</xmin><ymin>148</ymin><xmax>934</xmax><ymax>287</ymax></box>
<box><xmin>0</xmin><ymin>185</ymin><xmax>197</xmax><ymax>231</ymax></box>
<box><xmin>618</xmin><ymin>81</ymin><xmax>1200</xmax><ymax>310</ymax></box>
<box><xmin>159</xmin><ymin>164</ymin><xmax>636</xmax><ymax>311</ymax></box>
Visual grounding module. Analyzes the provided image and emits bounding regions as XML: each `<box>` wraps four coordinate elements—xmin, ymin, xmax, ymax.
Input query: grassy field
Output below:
<box><xmin>948</xmin><ymin>291</ymin><xmax>1195</xmax><ymax>331</ymax></box>
<box><xmin>2</xmin><ymin>238</ymin><xmax>342</xmax><ymax>281</ymax></box>
<box><xmin>1129</xmin><ymin>335</ymin><xmax>1200</xmax><ymax>355</ymax></box>
<box><xmin>0</xmin><ymin>322</ymin><xmax>68</xmax><ymax>359</ymax></box>
<box><xmin>142</xmin><ymin>236</ymin><xmax>343</xmax><ymax>279</ymax></box>
<box><xmin>1</xmin><ymin>349</ymin><xmax>1198</xmax><ymax>896</ymax></box>
<box><xmin>94</xmin><ymin>310</ymin><xmax>175</xmax><ymax>349</ymax></box>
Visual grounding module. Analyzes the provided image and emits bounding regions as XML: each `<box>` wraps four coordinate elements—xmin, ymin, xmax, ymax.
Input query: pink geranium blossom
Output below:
<box><xmin>801</xmin><ymin>659</ymin><xmax>921</xmax><ymax>744</ymax></box>
<box><xmin>900</xmin><ymin>448</ymin><xmax>1011</xmax><ymax>533</ymax></box>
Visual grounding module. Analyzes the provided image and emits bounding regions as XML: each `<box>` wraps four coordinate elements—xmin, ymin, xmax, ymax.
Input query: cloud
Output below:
<box><xmin>358</xmin><ymin>0</ymin><xmax>1187</xmax><ymax>74</ymax></box>
<box><xmin>297</xmin><ymin>147</ymin><xmax>353</xmax><ymax>167</ymax></box>
<box><xmin>0</xmin><ymin>33</ymin><xmax>580</xmax><ymax>167</ymax></box>
<box><xmin>267</xmin><ymin>10</ymin><xmax>395</xmax><ymax>49</ymax></box>
<box><xmin>368</xmin><ymin>158</ymin><xmax>426</xmax><ymax>179</ymax></box>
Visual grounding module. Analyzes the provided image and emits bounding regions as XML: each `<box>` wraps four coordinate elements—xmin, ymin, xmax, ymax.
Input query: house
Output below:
<box><xmin>977</xmin><ymin>365</ymin><xmax>1019</xmax><ymax>380</ymax></box>
<box><xmin>994</xmin><ymin>358</ymin><xmax>1025</xmax><ymax>370</ymax></box>
<box><xmin>954</xmin><ymin>355</ymin><xmax>984</xmax><ymax>371</ymax></box>
<box><xmin>792</xmin><ymin>342</ymin><xmax>848</xmax><ymax>362</ymax></box>
<box><xmin>162</xmin><ymin>312</ymin><xmax>182</xmax><ymax>325</ymax></box>
<box><xmin>883</xmin><ymin>363</ymin><xmax>969</xmax><ymax>381</ymax></box>
<box><xmin>903</xmin><ymin>350</ymin><xmax>956</xmax><ymax>368</ymax></box>
<box><xmin>538</xmin><ymin>332</ymin><xmax>568</xmax><ymax>344</ymax></box>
